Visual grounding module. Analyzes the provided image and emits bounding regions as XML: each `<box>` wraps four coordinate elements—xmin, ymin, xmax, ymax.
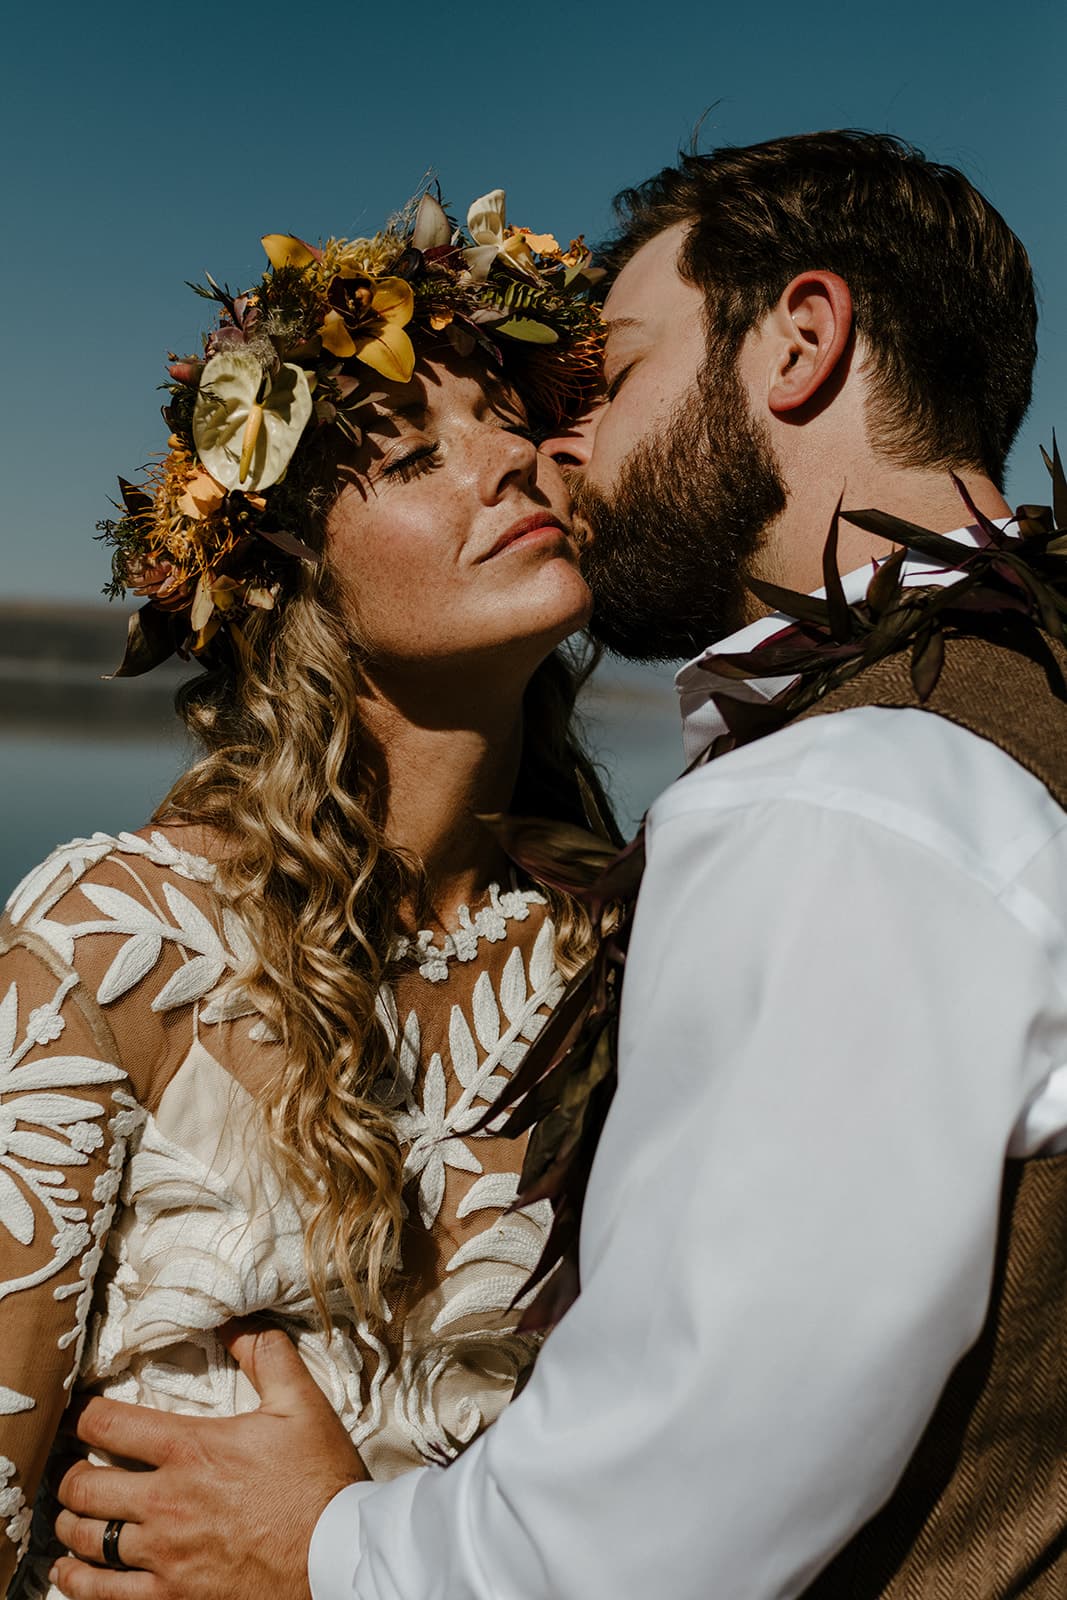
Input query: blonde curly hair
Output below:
<box><xmin>157</xmin><ymin>497</ymin><xmax>610</xmax><ymax>1329</ymax></box>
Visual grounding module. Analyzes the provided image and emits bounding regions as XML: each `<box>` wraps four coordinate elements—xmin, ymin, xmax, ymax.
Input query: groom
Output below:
<box><xmin>53</xmin><ymin>132</ymin><xmax>1067</xmax><ymax>1599</ymax></box>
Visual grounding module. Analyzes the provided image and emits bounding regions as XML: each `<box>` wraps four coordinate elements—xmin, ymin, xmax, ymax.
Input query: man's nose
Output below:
<box><xmin>539</xmin><ymin>404</ymin><xmax>603</xmax><ymax>470</ymax></box>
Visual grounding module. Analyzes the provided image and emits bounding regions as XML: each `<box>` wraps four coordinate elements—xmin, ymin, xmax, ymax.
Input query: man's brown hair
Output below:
<box><xmin>604</xmin><ymin>131</ymin><xmax>1037</xmax><ymax>487</ymax></box>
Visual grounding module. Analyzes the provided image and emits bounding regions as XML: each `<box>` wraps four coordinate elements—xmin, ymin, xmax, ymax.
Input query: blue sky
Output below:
<box><xmin>3</xmin><ymin>0</ymin><xmax>1063</xmax><ymax>601</ymax></box>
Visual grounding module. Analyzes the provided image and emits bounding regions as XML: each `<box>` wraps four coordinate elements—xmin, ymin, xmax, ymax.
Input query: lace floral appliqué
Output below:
<box><xmin>395</xmin><ymin>884</ymin><xmax>545</xmax><ymax>983</ymax></box>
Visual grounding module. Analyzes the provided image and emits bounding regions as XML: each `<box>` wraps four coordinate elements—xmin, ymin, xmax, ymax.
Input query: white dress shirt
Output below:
<box><xmin>310</xmin><ymin>528</ymin><xmax>1067</xmax><ymax>1599</ymax></box>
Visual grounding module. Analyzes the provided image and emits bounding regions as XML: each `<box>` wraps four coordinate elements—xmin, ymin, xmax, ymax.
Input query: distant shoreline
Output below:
<box><xmin>0</xmin><ymin>601</ymin><xmax>677</xmax><ymax>740</ymax></box>
<box><xmin>0</xmin><ymin>600</ymin><xmax>187</xmax><ymax>735</ymax></box>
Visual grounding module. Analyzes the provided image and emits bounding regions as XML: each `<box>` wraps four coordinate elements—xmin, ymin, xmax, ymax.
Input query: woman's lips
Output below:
<box><xmin>482</xmin><ymin>515</ymin><xmax>569</xmax><ymax>561</ymax></box>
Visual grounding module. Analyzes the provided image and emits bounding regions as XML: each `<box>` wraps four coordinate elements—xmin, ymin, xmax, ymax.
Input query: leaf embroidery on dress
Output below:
<box><xmin>10</xmin><ymin>837</ymin><xmax>257</xmax><ymax>1040</ymax></box>
<box><xmin>5</xmin><ymin>838</ymin><xmax>120</xmax><ymax>927</ymax></box>
<box><xmin>3</xmin><ymin>832</ymin><xmax>561</xmax><ymax>1533</ymax></box>
<box><xmin>431</xmin><ymin>1271</ymin><xmax>537</xmax><ymax>1335</ymax></box>
<box><xmin>0</xmin><ymin>974</ymin><xmax>126</xmax><ymax>1300</ymax></box>
<box><xmin>392</xmin><ymin>928</ymin><xmax>563</xmax><ymax>1230</ymax></box>
<box><xmin>55</xmin><ymin>1093</ymin><xmax>145</xmax><ymax>1389</ymax></box>
<box><xmin>455</xmin><ymin>1171</ymin><xmax>520</xmax><ymax>1217</ymax></box>
<box><xmin>0</xmin><ymin>961</ymin><xmax>140</xmax><ymax>1568</ymax></box>
<box><xmin>445</xmin><ymin>1224</ymin><xmax>545</xmax><ymax>1275</ymax></box>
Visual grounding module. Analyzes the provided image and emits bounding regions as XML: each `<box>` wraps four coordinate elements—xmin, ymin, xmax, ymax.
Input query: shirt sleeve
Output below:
<box><xmin>0</xmin><ymin>924</ymin><xmax>140</xmax><ymax>1589</ymax></box>
<box><xmin>309</xmin><ymin>740</ymin><xmax>1067</xmax><ymax>1600</ymax></box>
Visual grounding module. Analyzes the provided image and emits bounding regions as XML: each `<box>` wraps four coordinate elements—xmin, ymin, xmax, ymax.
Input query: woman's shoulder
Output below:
<box><xmin>2</xmin><ymin>823</ymin><xmax>247</xmax><ymax>1101</ymax></box>
<box><xmin>5</xmin><ymin>825</ymin><xmax>222</xmax><ymax>923</ymax></box>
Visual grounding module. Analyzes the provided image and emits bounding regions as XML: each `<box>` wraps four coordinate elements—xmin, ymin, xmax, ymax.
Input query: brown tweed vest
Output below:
<box><xmin>795</xmin><ymin>620</ymin><xmax>1067</xmax><ymax>1599</ymax></box>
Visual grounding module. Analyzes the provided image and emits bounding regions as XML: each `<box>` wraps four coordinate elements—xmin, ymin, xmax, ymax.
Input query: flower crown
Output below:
<box><xmin>99</xmin><ymin>188</ymin><xmax>605</xmax><ymax>676</ymax></box>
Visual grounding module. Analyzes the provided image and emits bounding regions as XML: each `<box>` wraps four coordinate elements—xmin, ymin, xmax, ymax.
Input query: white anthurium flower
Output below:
<box><xmin>193</xmin><ymin>348</ymin><xmax>313</xmax><ymax>492</ymax></box>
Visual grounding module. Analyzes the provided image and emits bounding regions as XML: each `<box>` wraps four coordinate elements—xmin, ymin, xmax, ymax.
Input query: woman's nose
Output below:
<box><xmin>484</xmin><ymin>425</ymin><xmax>539</xmax><ymax>499</ymax></box>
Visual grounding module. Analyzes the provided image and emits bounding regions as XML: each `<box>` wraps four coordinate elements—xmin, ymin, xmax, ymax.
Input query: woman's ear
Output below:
<box><xmin>766</xmin><ymin>272</ymin><xmax>853</xmax><ymax>414</ymax></box>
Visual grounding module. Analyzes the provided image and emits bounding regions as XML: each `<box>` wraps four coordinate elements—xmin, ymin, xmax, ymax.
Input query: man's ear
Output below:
<box><xmin>766</xmin><ymin>272</ymin><xmax>853</xmax><ymax>415</ymax></box>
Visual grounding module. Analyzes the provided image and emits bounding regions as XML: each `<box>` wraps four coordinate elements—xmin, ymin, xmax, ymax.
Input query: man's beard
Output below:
<box><xmin>574</xmin><ymin>355</ymin><xmax>788</xmax><ymax>662</ymax></box>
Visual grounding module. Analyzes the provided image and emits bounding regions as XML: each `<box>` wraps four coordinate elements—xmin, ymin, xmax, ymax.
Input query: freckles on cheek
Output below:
<box><xmin>350</xmin><ymin>544</ymin><xmax>464</xmax><ymax>659</ymax></box>
<box><xmin>355</xmin><ymin>560</ymin><xmax>419</xmax><ymax>638</ymax></box>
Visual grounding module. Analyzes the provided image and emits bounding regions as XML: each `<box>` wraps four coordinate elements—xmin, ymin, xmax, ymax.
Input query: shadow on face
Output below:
<box><xmin>323</xmin><ymin>351</ymin><xmax>592</xmax><ymax>699</ymax></box>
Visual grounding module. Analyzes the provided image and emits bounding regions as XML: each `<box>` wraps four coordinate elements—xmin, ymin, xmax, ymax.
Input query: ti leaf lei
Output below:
<box><xmin>486</xmin><ymin>443</ymin><xmax>1067</xmax><ymax>1336</ymax></box>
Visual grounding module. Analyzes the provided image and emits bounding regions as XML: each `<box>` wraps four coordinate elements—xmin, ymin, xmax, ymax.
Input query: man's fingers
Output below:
<box><xmin>58</xmin><ymin>1462</ymin><xmax>154</xmax><ymax>1524</ymax></box>
<box><xmin>49</xmin><ymin>1555</ymin><xmax>157</xmax><ymax>1600</ymax></box>
<box><xmin>69</xmin><ymin>1396</ymin><xmax>194</xmax><ymax>1467</ymax></box>
<box><xmin>220</xmin><ymin>1319</ymin><xmax>326</xmax><ymax>1414</ymax></box>
<box><xmin>54</xmin><ymin>1511</ymin><xmax>151</xmax><ymax>1574</ymax></box>
<box><xmin>54</xmin><ymin>1512</ymin><xmax>112</xmax><ymax>1565</ymax></box>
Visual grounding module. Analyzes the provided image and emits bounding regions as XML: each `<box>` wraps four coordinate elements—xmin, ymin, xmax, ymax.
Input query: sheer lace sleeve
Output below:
<box><xmin>0</xmin><ymin>830</ymin><xmax>228</xmax><ymax>1589</ymax></box>
<box><xmin>0</xmin><ymin>922</ymin><xmax>140</xmax><ymax>1586</ymax></box>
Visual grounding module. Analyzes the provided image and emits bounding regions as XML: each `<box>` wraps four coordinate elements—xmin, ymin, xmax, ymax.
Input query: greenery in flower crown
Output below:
<box><xmin>96</xmin><ymin>187</ymin><xmax>605</xmax><ymax>676</ymax></box>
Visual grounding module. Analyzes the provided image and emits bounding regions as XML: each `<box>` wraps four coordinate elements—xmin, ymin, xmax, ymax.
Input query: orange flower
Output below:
<box><xmin>176</xmin><ymin>467</ymin><xmax>227</xmax><ymax>521</ymax></box>
<box><xmin>512</xmin><ymin>228</ymin><xmax>561</xmax><ymax>257</ymax></box>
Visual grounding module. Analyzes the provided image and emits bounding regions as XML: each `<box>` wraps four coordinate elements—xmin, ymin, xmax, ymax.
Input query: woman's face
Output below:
<box><xmin>326</xmin><ymin>354</ymin><xmax>591</xmax><ymax>682</ymax></box>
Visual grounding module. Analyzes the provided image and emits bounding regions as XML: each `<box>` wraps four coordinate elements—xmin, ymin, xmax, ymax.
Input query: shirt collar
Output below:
<box><xmin>675</xmin><ymin>522</ymin><xmax>1006</xmax><ymax>764</ymax></box>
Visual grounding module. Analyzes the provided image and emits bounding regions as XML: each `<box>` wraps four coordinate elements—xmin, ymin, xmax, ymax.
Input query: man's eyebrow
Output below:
<box><xmin>603</xmin><ymin>316</ymin><xmax>643</xmax><ymax>335</ymax></box>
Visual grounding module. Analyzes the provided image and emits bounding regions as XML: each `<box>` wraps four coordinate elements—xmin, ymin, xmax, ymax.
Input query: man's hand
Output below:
<box><xmin>51</xmin><ymin>1322</ymin><xmax>369</xmax><ymax>1600</ymax></box>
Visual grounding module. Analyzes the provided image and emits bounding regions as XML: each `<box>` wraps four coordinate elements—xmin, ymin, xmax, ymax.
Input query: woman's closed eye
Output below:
<box><xmin>500</xmin><ymin>420</ymin><xmax>544</xmax><ymax>445</ymax></box>
<box><xmin>488</xmin><ymin>404</ymin><xmax>541</xmax><ymax>445</ymax></box>
<box><xmin>380</xmin><ymin>442</ymin><xmax>444</xmax><ymax>484</ymax></box>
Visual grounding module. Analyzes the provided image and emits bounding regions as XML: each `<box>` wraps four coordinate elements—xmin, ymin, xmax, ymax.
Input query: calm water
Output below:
<box><xmin>0</xmin><ymin>661</ymin><xmax>685</xmax><ymax>902</ymax></box>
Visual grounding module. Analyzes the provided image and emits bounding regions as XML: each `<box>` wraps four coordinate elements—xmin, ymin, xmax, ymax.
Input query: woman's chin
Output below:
<box><xmin>470</xmin><ymin>597</ymin><xmax>594</xmax><ymax>679</ymax></box>
<box><xmin>528</xmin><ymin>560</ymin><xmax>594</xmax><ymax>636</ymax></box>
<box><xmin>366</xmin><ymin>570</ymin><xmax>594</xmax><ymax>686</ymax></box>
<box><xmin>519</xmin><ymin>586</ymin><xmax>594</xmax><ymax>655</ymax></box>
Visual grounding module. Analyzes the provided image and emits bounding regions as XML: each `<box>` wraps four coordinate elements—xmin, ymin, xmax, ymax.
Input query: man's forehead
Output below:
<box><xmin>602</xmin><ymin>223</ymin><xmax>694</xmax><ymax>338</ymax></box>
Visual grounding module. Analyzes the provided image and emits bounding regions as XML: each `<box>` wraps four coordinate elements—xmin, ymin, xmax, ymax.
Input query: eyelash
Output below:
<box><xmin>381</xmin><ymin>443</ymin><xmax>443</xmax><ymax>483</ymax></box>
<box><xmin>380</xmin><ymin>417</ymin><xmax>537</xmax><ymax>484</ymax></box>
<box><xmin>503</xmin><ymin>420</ymin><xmax>543</xmax><ymax>445</ymax></box>
<box><xmin>605</xmin><ymin>363</ymin><xmax>634</xmax><ymax>401</ymax></box>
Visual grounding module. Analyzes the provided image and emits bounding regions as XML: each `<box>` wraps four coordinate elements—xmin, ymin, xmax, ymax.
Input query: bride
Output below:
<box><xmin>0</xmin><ymin>187</ymin><xmax>609</xmax><ymax>1594</ymax></box>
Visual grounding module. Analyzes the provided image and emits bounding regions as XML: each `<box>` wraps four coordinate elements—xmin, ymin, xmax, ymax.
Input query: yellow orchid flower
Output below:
<box><xmin>192</xmin><ymin>348</ymin><xmax>313</xmax><ymax>492</ymax></box>
<box><xmin>320</xmin><ymin>275</ymin><xmax>415</xmax><ymax>384</ymax></box>
<box><xmin>261</xmin><ymin>233</ymin><xmax>322</xmax><ymax>270</ymax></box>
<box><xmin>320</xmin><ymin>310</ymin><xmax>355</xmax><ymax>358</ymax></box>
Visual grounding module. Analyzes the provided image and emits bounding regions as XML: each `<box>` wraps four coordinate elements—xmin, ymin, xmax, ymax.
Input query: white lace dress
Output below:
<box><xmin>0</xmin><ymin>828</ymin><xmax>560</xmax><ymax>1597</ymax></box>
